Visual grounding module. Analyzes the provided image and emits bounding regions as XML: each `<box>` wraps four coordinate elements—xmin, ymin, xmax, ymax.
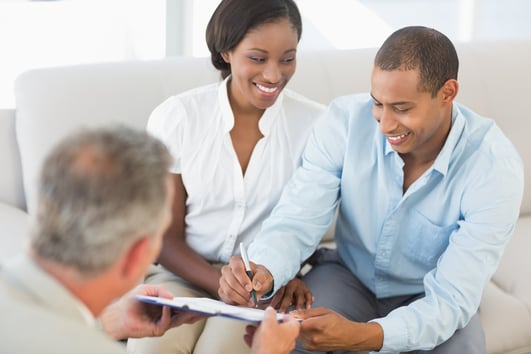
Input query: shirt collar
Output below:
<box><xmin>2</xmin><ymin>254</ymin><xmax>96</xmax><ymax>327</ymax></box>
<box><xmin>383</xmin><ymin>104</ymin><xmax>465</xmax><ymax>176</ymax></box>
<box><xmin>75</xmin><ymin>294</ymin><xmax>97</xmax><ymax>327</ymax></box>
<box><xmin>431</xmin><ymin>104</ymin><xmax>465</xmax><ymax>176</ymax></box>
<box><xmin>218</xmin><ymin>75</ymin><xmax>284</xmax><ymax>135</ymax></box>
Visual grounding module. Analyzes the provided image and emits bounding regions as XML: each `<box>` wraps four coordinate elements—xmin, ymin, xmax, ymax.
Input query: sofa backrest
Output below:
<box><xmin>13</xmin><ymin>41</ymin><xmax>531</xmax><ymax>215</ymax></box>
<box><xmin>15</xmin><ymin>57</ymin><xmax>218</xmax><ymax>214</ymax></box>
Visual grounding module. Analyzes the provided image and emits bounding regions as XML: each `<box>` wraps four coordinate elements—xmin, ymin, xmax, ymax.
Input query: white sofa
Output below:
<box><xmin>1</xmin><ymin>41</ymin><xmax>530</xmax><ymax>354</ymax></box>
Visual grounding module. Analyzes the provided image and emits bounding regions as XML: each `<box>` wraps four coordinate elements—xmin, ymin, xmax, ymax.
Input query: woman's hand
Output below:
<box><xmin>269</xmin><ymin>278</ymin><xmax>313</xmax><ymax>313</ymax></box>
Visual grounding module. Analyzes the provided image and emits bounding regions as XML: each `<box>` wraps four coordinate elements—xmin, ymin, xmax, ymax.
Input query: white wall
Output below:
<box><xmin>1</xmin><ymin>0</ymin><xmax>530</xmax><ymax>108</ymax></box>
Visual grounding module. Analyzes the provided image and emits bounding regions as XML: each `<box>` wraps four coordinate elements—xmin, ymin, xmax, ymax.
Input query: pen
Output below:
<box><xmin>239</xmin><ymin>242</ymin><xmax>258</xmax><ymax>308</ymax></box>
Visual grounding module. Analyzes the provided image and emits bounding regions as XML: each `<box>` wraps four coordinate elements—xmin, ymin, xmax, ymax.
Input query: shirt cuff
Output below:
<box><xmin>371</xmin><ymin>315</ymin><xmax>409</xmax><ymax>353</ymax></box>
<box><xmin>259</xmin><ymin>281</ymin><xmax>275</xmax><ymax>301</ymax></box>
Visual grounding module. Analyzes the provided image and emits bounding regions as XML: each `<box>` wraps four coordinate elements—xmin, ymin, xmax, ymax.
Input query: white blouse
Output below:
<box><xmin>147</xmin><ymin>77</ymin><xmax>324</xmax><ymax>262</ymax></box>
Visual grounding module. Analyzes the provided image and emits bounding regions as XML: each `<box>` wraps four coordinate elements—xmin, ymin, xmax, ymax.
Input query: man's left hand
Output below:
<box><xmin>100</xmin><ymin>284</ymin><xmax>205</xmax><ymax>340</ymax></box>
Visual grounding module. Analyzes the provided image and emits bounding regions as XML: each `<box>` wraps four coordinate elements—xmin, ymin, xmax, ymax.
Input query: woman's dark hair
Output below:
<box><xmin>374</xmin><ymin>26</ymin><xmax>459</xmax><ymax>97</ymax></box>
<box><xmin>206</xmin><ymin>0</ymin><xmax>302</xmax><ymax>79</ymax></box>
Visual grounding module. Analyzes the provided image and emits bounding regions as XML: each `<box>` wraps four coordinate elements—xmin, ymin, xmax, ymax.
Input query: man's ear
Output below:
<box><xmin>440</xmin><ymin>79</ymin><xmax>459</xmax><ymax>103</ymax></box>
<box><xmin>121</xmin><ymin>236</ymin><xmax>151</xmax><ymax>279</ymax></box>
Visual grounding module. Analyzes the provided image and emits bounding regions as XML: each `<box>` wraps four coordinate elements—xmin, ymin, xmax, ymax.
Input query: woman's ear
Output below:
<box><xmin>220</xmin><ymin>52</ymin><xmax>230</xmax><ymax>64</ymax></box>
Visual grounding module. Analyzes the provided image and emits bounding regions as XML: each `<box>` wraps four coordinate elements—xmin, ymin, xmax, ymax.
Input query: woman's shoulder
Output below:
<box><xmin>147</xmin><ymin>82</ymin><xmax>222</xmax><ymax>135</ymax></box>
<box><xmin>150</xmin><ymin>82</ymin><xmax>221</xmax><ymax>119</ymax></box>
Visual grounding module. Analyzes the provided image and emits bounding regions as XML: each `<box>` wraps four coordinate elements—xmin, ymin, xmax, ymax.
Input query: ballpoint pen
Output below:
<box><xmin>239</xmin><ymin>242</ymin><xmax>258</xmax><ymax>308</ymax></box>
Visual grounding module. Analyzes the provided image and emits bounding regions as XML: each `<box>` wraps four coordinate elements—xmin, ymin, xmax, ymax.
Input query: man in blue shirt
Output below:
<box><xmin>218</xmin><ymin>26</ymin><xmax>524</xmax><ymax>353</ymax></box>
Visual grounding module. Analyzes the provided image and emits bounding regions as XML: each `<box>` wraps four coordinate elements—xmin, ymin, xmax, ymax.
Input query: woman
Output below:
<box><xmin>127</xmin><ymin>1</ymin><xmax>324</xmax><ymax>353</ymax></box>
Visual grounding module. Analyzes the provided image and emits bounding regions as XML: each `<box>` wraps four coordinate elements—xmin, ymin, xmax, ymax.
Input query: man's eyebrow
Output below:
<box><xmin>390</xmin><ymin>101</ymin><xmax>410</xmax><ymax>106</ymax></box>
<box><xmin>369</xmin><ymin>93</ymin><xmax>410</xmax><ymax>106</ymax></box>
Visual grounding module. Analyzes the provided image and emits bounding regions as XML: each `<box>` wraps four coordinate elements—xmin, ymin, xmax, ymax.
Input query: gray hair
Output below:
<box><xmin>31</xmin><ymin>125</ymin><xmax>172</xmax><ymax>276</ymax></box>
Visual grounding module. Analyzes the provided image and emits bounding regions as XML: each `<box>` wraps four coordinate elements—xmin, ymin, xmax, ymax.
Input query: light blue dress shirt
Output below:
<box><xmin>248</xmin><ymin>93</ymin><xmax>524</xmax><ymax>352</ymax></box>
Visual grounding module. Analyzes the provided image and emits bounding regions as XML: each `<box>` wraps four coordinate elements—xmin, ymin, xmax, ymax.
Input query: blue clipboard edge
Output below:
<box><xmin>134</xmin><ymin>295</ymin><xmax>282</xmax><ymax>323</ymax></box>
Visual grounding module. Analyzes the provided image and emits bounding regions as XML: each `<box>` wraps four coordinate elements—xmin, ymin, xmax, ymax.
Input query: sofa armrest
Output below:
<box><xmin>480</xmin><ymin>215</ymin><xmax>531</xmax><ymax>354</ymax></box>
<box><xmin>0</xmin><ymin>109</ymin><xmax>25</xmax><ymax>210</ymax></box>
<box><xmin>0</xmin><ymin>203</ymin><xmax>30</xmax><ymax>261</ymax></box>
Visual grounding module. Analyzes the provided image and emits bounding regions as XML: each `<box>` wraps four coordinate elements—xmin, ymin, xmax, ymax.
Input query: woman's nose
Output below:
<box><xmin>262</xmin><ymin>62</ymin><xmax>282</xmax><ymax>83</ymax></box>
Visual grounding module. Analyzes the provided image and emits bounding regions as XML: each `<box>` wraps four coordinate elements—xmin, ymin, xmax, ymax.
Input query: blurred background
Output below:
<box><xmin>1</xmin><ymin>0</ymin><xmax>530</xmax><ymax>108</ymax></box>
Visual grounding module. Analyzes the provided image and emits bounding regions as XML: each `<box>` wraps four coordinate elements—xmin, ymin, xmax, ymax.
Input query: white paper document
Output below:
<box><xmin>135</xmin><ymin>295</ymin><xmax>290</xmax><ymax>323</ymax></box>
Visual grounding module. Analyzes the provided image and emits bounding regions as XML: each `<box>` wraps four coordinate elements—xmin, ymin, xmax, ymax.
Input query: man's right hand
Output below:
<box><xmin>218</xmin><ymin>256</ymin><xmax>274</xmax><ymax>307</ymax></box>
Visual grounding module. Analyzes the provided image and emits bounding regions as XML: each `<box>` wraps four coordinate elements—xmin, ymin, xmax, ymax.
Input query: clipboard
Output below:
<box><xmin>135</xmin><ymin>295</ymin><xmax>290</xmax><ymax>323</ymax></box>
